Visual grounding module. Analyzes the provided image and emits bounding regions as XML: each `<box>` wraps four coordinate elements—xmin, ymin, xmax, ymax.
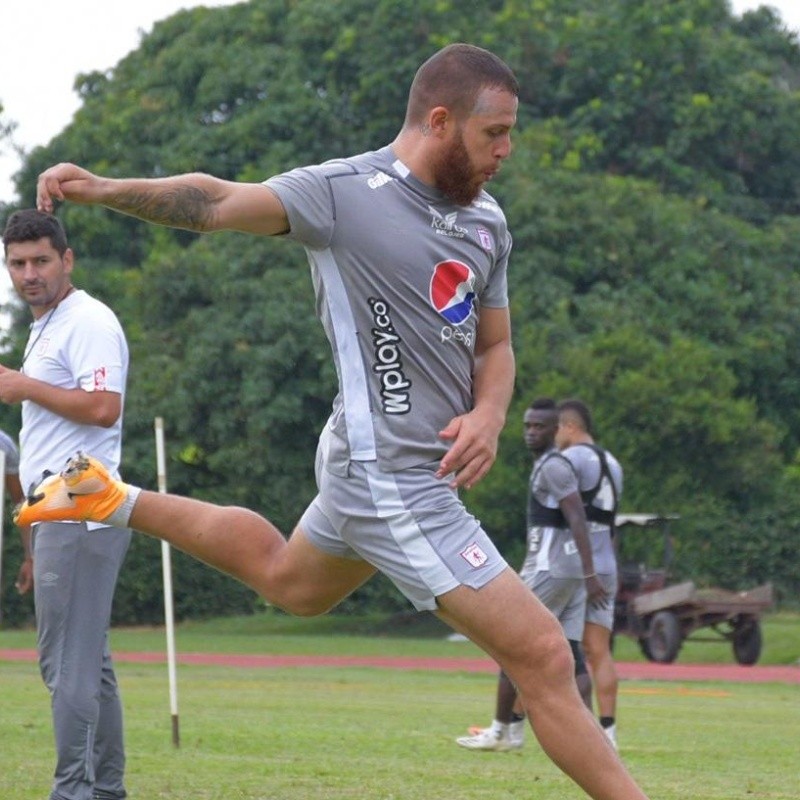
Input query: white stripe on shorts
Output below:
<box><xmin>364</xmin><ymin>463</ymin><xmax>458</xmax><ymax>598</ymax></box>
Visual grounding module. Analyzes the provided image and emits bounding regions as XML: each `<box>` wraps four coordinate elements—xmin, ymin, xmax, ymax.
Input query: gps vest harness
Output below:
<box><xmin>527</xmin><ymin>444</ymin><xmax>618</xmax><ymax>530</ymax></box>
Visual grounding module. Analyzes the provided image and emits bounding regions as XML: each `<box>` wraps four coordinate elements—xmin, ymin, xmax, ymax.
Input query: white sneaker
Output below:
<box><xmin>510</xmin><ymin>720</ymin><xmax>525</xmax><ymax>747</ymax></box>
<box><xmin>467</xmin><ymin>719</ymin><xmax>525</xmax><ymax>747</ymax></box>
<box><xmin>457</xmin><ymin>722</ymin><xmax>524</xmax><ymax>752</ymax></box>
<box><xmin>603</xmin><ymin>723</ymin><xmax>618</xmax><ymax>750</ymax></box>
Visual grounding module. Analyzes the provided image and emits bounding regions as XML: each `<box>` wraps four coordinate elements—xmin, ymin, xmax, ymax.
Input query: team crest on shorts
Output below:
<box><xmin>460</xmin><ymin>542</ymin><xmax>489</xmax><ymax>568</ymax></box>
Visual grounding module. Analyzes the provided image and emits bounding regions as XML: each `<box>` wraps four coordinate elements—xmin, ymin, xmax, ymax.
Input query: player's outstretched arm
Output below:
<box><xmin>36</xmin><ymin>162</ymin><xmax>289</xmax><ymax>236</ymax></box>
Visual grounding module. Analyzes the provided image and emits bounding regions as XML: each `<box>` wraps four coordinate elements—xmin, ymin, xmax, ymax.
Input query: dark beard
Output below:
<box><xmin>433</xmin><ymin>133</ymin><xmax>482</xmax><ymax>206</ymax></box>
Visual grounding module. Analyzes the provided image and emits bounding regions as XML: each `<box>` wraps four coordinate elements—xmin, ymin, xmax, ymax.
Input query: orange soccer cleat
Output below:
<box><xmin>14</xmin><ymin>452</ymin><xmax>128</xmax><ymax>527</ymax></box>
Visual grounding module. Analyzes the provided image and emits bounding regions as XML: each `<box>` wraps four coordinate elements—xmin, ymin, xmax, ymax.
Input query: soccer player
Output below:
<box><xmin>27</xmin><ymin>43</ymin><xmax>649</xmax><ymax>800</ymax></box>
<box><xmin>457</xmin><ymin>397</ymin><xmax>603</xmax><ymax>752</ymax></box>
<box><xmin>557</xmin><ymin>398</ymin><xmax>624</xmax><ymax>748</ymax></box>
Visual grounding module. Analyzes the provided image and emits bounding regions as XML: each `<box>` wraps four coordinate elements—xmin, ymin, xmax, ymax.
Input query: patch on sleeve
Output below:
<box><xmin>93</xmin><ymin>367</ymin><xmax>107</xmax><ymax>391</ymax></box>
<box><xmin>460</xmin><ymin>542</ymin><xmax>489</xmax><ymax>568</ymax></box>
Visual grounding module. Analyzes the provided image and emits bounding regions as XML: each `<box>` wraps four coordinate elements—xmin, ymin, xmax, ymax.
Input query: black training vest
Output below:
<box><xmin>527</xmin><ymin>451</ymin><xmax>574</xmax><ymax>529</ymax></box>
<box><xmin>574</xmin><ymin>443</ymin><xmax>619</xmax><ymax>529</ymax></box>
<box><xmin>526</xmin><ymin>445</ymin><xmax>619</xmax><ymax>530</ymax></box>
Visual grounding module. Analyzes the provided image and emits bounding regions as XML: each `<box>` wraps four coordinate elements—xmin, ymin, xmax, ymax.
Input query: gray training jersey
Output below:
<box><xmin>562</xmin><ymin>443</ymin><xmax>623</xmax><ymax>576</ymax></box>
<box><xmin>525</xmin><ymin>448</ymin><xmax>585</xmax><ymax>579</ymax></box>
<box><xmin>265</xmin><ymin>146</ymin><xmax>511</xmax><ymax>473</ymax></box>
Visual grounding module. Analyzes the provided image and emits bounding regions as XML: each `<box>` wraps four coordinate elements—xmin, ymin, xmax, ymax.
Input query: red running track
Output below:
<box><xmin>1</xmin><ymin>649</ymin><xmax>798</xmax><ymax>683</ymax></box>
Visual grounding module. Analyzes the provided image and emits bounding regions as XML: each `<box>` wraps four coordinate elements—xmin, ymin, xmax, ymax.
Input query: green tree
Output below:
<box><xmin>4</xmin><ymin>0</ymin><xmax>800</xmax><ymax>620</ymax></box>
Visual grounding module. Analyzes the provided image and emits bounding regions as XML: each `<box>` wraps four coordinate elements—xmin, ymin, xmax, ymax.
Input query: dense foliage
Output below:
<box><xmin>2</xmin><ymin>0</ymin><xmax>799</xmax><ymax>625</ymax></box>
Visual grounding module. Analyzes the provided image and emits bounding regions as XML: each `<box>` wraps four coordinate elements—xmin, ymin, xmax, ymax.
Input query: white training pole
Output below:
<box><xmin>154</xmin><ymin>417</ymin><xmax>180</xmax><ymax>747</ymax></box>
<box><xmin>0</xmin><ymin>450</ymin><xmax>6</xmax><ymax>625</ymax></box>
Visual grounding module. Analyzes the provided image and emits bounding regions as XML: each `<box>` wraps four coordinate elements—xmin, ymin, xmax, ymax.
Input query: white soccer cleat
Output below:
<box><xmin>456</xmin><ymin>723</ymin><xmax>523</xmax><ymax>752</ymax></box>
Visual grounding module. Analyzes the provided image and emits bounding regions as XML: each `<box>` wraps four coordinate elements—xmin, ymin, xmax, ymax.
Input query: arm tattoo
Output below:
<box><xmin>115</xmin><ymin>185</ymin><xmax>216</xmax><ymax>231</ymax></box>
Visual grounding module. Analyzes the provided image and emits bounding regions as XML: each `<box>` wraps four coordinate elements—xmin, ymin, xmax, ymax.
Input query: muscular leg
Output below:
<box><xmin>583</xmin><ymin>621</ymin><xmax>618</xmax><ymax>719</ymax></box>
<box><xmin>438</xmin><ymin>569</ymin><xmax>648</xmax><ymax>800</ymax></box>
<box><xmin>128</xmin><ymin>491</ymin><xmax>377</xmax><ymax>616</ymax></box>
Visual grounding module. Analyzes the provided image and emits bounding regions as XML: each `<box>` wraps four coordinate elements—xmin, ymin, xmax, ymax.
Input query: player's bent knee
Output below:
<box><xmin>527</xmin><ymin>632</ymin><xmax>575</xmax><ymax>690</ymax></box>
<box><xmin>544</xmin><ymin>634</ymin><xmax>576</xmax><ymax>682</ymax></box>
<box><xmin>510</xmin><ymin>629</ymin><xmax>574</xmax><ymax>693</ymax></box>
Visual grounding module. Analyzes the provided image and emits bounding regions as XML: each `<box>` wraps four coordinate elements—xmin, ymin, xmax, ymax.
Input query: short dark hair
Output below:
<box><xmin>529</xmin><ymin>396</ymin><xmax>557</xmax><ymax>412</ymax></box>
<box><xmin>2</xmin><ymin>209</ymin><xmax>69</xmax><ymax>257</ymax></box>
<box><xmin>557</xmin><ymin>398</ymin><xmax>593</xmax><ymax>435</ymax></box>
<box><xmin>405</xmin><ymin>43</ymin><xmax>519</xmax><ymax>126</ymax></box>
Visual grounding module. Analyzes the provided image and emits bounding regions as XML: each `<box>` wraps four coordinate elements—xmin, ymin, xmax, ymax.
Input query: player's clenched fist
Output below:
<box><xmin>37</xmin><ymin>163</ymin><xmax>100</xmax><ymax>212</ymax></box>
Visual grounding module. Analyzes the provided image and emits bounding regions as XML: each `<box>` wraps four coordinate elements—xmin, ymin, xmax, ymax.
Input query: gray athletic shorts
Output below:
<box><xmin>299</xmin><ymin>449</ymin><xmax>507</xmax><ymax>612</ymax></box>
<box><xmin>585</xmin><ymin>571</ymin><xmax>617</xmax><ymax>631</ymax></box>
<box><xmin>519</xmin><ymin>569</ymin><xmax>587</xmax><ymax>641</ymax></box>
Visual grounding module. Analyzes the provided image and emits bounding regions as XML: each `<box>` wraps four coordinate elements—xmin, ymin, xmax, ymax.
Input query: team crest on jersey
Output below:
<box><xmin>461</xmin><ymin>542</ymin><xmax>489</xmax><ymax>568</ymax></box>
<box><xmin>477</xmin><ymin>227</ymin><xmax>493</xmax><ymax>250</ymax></box>
<box><xmin>93</xmin><ymin>367</ymin><xmax>108</xmax><ymax>391</ymax></box>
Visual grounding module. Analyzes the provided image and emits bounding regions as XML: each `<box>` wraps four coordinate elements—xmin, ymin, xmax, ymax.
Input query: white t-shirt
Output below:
<box><xmin>19</xmin><ymin>289</ymin><xmax>128</xmax><ymax>494</ymax></box>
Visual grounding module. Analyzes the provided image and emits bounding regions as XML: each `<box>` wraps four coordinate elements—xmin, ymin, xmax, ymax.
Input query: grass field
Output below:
<box><xmin>2</xmin><ymin>607</ymin><xmax>799</xmax><ymax>663</ymax></box>
<box><xmin>1</xmin><ymin>611</ymin><xmax>798</xmax><ymax>799</ymax></box>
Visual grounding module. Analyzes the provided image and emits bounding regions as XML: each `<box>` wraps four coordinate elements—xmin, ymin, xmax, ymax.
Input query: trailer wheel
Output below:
<box><xmin>733</xmin><ymin>618</ymin><xmax>763</xmax><ymax>665</ymax></box>
<box><xmin>646</xmin><ymin>611</ymin><xmax>682</xmax><ymax>663</ymax></box>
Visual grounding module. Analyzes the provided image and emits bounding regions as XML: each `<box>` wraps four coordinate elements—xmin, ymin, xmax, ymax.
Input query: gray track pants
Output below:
<box><xmin>33</xmin><ymin>521</ymin><xmax>131</xmax><ymax>800</ymax></box>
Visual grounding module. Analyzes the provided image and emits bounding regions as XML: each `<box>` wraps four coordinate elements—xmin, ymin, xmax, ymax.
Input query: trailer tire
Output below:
<box><xmin>646</xmin><ymin>611</ymin><xmax>682</xmax><ymax>663</ymax></box>
<box><xmin>733</xmin><ymin>618</ymin><xmax>762</xmax><ymax>665</ymax></box>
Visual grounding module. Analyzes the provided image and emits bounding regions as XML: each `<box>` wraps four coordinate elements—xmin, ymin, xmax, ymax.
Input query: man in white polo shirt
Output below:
<box><xmin>1</xmin><ymin>208</ymin><xmax>130</xmax><ymax>800</ymax></box>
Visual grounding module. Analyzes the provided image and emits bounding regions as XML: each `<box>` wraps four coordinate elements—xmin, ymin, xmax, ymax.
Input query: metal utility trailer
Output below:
<box><xmin>613</xmin><ymin>514</ymin><xmax>774</xmax><ymax>665</ymax></box>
